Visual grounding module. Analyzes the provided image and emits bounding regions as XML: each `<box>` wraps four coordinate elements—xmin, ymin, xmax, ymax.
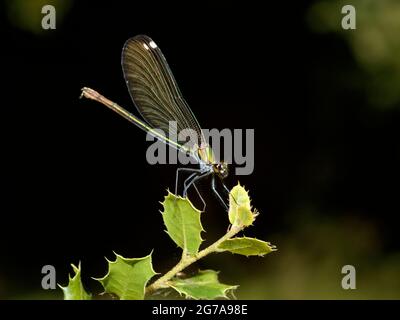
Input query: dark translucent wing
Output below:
<box><xmin>122</xmin><ymin>35</ymin><xmax>206</xmax><ymax>151</ymax></box>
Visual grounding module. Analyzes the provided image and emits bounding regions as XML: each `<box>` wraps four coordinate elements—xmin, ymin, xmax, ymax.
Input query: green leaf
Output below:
<box><xmin>95</xmin><ymin>252</ymin><xmax>157</xmax><ymax>300</ymax></box>
<box><xmin>161</xmin><ymin>192</ymin><xmax>204</xmax><ymax>255</ymax></box>
<box><xmin>169</xmin><ymin>270</ymin><xmax>238</xmax><ymax>300</ymax></box>
<box><xmin>228</xmin><ymin>183</ymin><xmax>256</xmax><ymax>227</ymax></box>
<box><xmin>59</xmin><ymin>263</ymin><xmax>91</xmax><ymax>300</ymax></box>
<box><xmin>236</xmin><ymin>206</ymin><xmax>255</xmax><ymax>227</ymax></box>
<box><xmin>218</xmin><ymin>237</ymin><xmax>277</xmax><ymax>257</ymax></box>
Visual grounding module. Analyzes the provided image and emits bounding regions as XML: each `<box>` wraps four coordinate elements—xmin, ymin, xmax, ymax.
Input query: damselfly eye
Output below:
<box><xmin>214</xmin><ymin>162</ymin><xmax>228</xmax><ymax>179</ymax></box>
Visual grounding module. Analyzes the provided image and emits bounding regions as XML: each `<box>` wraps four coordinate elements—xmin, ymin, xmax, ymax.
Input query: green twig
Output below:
<box><xmin>145</xmin><ymin>225</ymin><xmax>242</xmax><ymax>295</ymax></box>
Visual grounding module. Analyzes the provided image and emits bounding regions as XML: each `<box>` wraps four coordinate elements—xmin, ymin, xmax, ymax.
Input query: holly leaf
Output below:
<box><xmin>228</xmin><ymin>184</ymin><xmax>256</xmax><ymax>227</ymax></box>
<box><xmin>234</xmin><ymin>206</ymin><xmax>255</xmax><ymax>227</ymax></box>
<box><xmin>59</xmin><ymin>263</ymin><xmax>91</xmax><ymax>300</ymax></box>
<box><xmin>161</xmin><ymin>192</ymin><xmax>204</xmax><ymax>255</ymax></box>
<box><xmin>168</xmin><ymin>270</ymin><xmax>237</xmax><ymax>300</ymax></box>
<box><xmin>95</xmin><ymin>252</ymin><xmax>157</xmax><ymax>300</ymax></box>
<box><xmin>218</xmin><ymin>237</ymin><xmax>277</xmax><ymax>256</ymax></box>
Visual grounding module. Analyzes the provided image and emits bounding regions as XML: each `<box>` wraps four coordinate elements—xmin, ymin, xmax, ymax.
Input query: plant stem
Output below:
<box><xmin>145</xmin><ymin>225</ymin><xmax>242</xmax><ymax>295</ymax></box>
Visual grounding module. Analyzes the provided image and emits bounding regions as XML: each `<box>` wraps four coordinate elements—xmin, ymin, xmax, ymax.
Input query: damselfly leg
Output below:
<box><xmin>175</xmin><ymin>168</ymin><xmax>208</xmax><ymax>211</ymax></box>
<box><xmin>219</xmin><ymin>179</ymin><xmax>239</xmax><ymax>207</ymax></box>
<box><xmin>181</xmin><ymin>170</ymin><xmax>212</xmax><ymax>211</ymax></box>
<box><xmin>183</xmin><ymin>171</ymin><xmax>212</xmax><ymax>197</ymax></box>
<box><xmin>175</xmin><ymin>167</ymin><xmax>202</xmax><ymax>195</ymax></box>
<box><xmin>192</xmin><ymin>183</ymin><xmax>206</xmax><ymax>211</ymax></box>
<box><xmin>211</xmin><ymin>175</ymin><xmax>229</xmax><ymax>211</ymax></box>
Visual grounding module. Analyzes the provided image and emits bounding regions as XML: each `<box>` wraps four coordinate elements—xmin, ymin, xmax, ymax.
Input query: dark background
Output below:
<box><xmin>1</xmin><ymin>0</ymin><xmax>399</xmax><ymax>299</ymax></box>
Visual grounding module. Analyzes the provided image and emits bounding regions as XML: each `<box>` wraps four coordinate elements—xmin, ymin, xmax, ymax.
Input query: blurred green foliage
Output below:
<box><xmin>5</xmin><ymin>0</ymin><xmax>73</xmax><ymax>35</ymax></box>
<box><xmin>222</xmin><ymin>214</ymin><xmax>400</xmax><ymax>299</ymax></box>
<box><xmin>308</xmin><ymin>0</ymin><xmax>400</xmax><ymax>108</ymax></box>
<box><xmin>6</xmin><ymin>210</ymin><xmax>400</xmax><ymax>299</ymax></box>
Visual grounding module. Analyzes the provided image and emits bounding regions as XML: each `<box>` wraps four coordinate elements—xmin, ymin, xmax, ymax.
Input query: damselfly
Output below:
<box><xmin>81</xmin><ymin>35</ymin><xmax>231</xmax><ymax>210</ymax></box>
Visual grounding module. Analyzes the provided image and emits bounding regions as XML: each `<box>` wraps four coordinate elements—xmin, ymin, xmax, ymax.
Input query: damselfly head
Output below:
<box><xmin>213</xmin><ymin>161</ymin><xmax>229</xmax><ymax>179</ymax></box>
